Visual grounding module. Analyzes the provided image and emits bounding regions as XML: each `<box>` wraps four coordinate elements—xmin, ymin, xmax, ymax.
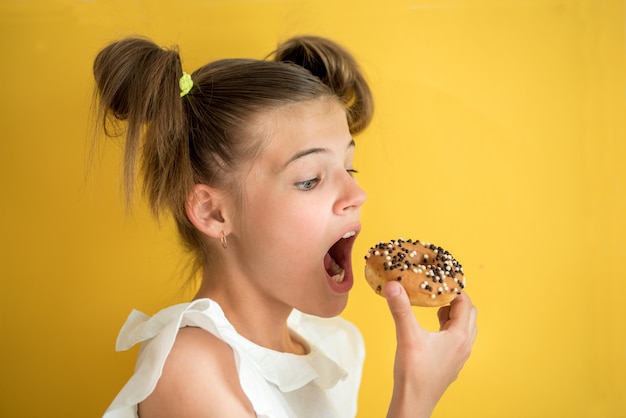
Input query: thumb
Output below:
<box><xmin>384</xmin><ymin>281</ymin><xmax>423</xmax><ymax>345</ymax></box>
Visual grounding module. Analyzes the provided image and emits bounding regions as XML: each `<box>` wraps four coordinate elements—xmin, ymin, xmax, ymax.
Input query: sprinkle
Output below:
<box><xmin>365</xmin><ymin>239</ymin><xmax>466</xmax><ymax>299</ymax></box>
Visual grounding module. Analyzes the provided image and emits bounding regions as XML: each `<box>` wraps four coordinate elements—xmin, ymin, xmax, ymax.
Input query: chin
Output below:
<box><xmin>305</xmin><ymin>293</ymin><xmax>350</xmax><ymax>319</ymax></box>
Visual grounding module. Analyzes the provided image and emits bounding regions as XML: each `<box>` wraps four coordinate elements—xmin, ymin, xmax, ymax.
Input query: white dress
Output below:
<box><xmin>103</xmin><ymin>298</ymin><xmax>365</xmax><ymax>418</ymax></box>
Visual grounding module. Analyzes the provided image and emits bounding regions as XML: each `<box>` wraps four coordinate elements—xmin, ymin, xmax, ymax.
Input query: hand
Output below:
<box><xmin>384</xmin><ymin>281</ymin><xmax>478</xmax><ymax>418</ymax></box>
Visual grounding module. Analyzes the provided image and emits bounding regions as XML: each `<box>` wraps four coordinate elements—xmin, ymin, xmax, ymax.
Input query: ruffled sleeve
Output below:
<box><xmin>103</xmin><ymin>300</ymin><xmax>221</xmax><ymax>418</ymax></box>
<box><xmin>102</xmin><ymin>300</ymin><xmax>308</xmax><ymax>418</ymax></box>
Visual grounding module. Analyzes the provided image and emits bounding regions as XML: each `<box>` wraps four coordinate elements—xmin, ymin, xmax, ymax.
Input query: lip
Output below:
<box><xmin>324</xmin><ymin>224</ymin><xmax>361</xmax><ymax>294</ymax></box>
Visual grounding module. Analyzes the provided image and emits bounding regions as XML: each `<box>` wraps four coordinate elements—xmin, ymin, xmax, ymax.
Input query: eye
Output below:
<box><xmin>347</xmin><ymin>169</ymin><xmax>359</xmax><ymax>177</ymax></box>
<box><xmin>295</xmin><ymin>178</ymin><xmax>319</xmax><ymax>191</ymax></box>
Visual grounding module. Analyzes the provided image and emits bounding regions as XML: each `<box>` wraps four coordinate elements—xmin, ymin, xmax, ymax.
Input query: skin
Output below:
<box><xmin>385</xmin><ymin>281</ymin><xmax>478</xmax><ymax>418</ymax></box>
<box><xmin>139</xmin><ymin>97</ymin><xmax>478</xmax><ymax>418</ymax></box>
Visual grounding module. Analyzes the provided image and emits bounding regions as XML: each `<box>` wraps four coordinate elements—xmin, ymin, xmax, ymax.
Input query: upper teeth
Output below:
<box><xmin>342</xmin><ymin>231</ymin><xmax>356</xmax><ymax>239</ymax></box>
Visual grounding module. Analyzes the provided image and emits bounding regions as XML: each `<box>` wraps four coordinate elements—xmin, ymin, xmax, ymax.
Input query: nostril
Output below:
<box><xmin>335</xmin><ymin>175</ymin><xmax>366</xmax><ymax>214</ymax></box>
<box><xmin>346</xmin><ymin>183</ymin><xmax>366</xmax><ymax>210</ymax></box>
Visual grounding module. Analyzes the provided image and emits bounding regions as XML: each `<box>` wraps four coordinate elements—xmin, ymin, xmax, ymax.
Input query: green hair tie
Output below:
<box><xmin>179</xmin><ymin>72</ymin><xmax>193</xmax><ymax>97</ymax></box>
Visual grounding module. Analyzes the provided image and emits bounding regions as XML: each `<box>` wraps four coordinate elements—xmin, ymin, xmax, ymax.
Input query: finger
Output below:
<box><xmin>468</xmin><ymin>303</ymin><xmax>478</xmax><ymax>337</ymax></box>
<box><xmin>384</xmin><ymin>280</ymin><xmax>422</xmax><ymax>344</ymax></box>
<box><xmin>441</xmin><ymin>292</ymin><xmax>474</xmax><ymax>332</ymax></box>
<box><xmin>437</xmin><ymin>305</ymin><xmax>451</xmax><ymax>330</ymax></box>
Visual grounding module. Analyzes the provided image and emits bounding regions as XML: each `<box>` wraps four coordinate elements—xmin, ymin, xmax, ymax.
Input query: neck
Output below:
<box><xmin>194</xmin><ymin>266</ymin><xmax>308</xmax><ymax>355</ymax></box>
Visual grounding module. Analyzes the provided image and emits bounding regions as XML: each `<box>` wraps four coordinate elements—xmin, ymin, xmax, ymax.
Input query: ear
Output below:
<box><xmin>185</xmin><ymin>184</ymin><xmax>230</xmax><ymax>239</ymax></box>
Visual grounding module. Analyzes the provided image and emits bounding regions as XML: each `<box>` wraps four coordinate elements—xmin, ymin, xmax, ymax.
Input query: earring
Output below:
<box><xmin>220</xmin><ymin>231</ymin><xmax>228</xmax><ymax>249</ymax></box>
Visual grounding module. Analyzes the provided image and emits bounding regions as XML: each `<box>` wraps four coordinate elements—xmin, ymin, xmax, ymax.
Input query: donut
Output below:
<box><xmin>364</xmin><ymin>238</ymin><xmax>466</xmax><ymax>307</ymax></box>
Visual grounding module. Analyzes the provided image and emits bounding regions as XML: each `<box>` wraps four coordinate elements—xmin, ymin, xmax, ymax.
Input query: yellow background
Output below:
<box><xmin>1</xmin><ymin>0</ymin><xmax>625</xmax><ymax>417</ymax></box>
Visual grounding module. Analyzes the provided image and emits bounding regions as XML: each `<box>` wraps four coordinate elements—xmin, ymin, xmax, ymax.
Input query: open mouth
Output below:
<box><xmin>324</xmin><ymin>230</ymin><xmax>357</xmax><ymax>284</ymax></box>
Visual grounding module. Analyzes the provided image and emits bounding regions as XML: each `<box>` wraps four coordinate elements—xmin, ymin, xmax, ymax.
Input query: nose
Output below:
<box><xmin>334</xmin><ymin>171</ymin><xmax>367</xmax><ymax>214</ymax></box>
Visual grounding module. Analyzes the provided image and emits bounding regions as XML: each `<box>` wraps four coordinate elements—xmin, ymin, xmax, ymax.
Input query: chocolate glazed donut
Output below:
<box><xmin>364</xmin><ymin>239</ymin><xmax>466</xmax><ymax>307</ymax></box>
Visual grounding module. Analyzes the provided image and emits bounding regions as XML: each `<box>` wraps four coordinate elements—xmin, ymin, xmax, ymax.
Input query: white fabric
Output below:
<box><xmin>103</xmin><ymin>298</ymin><xmax>365</xmax><ymax>418</ymax></box>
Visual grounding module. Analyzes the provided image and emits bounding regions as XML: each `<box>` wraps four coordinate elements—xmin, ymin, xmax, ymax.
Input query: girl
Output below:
<box><xmin>94</xmin><ymin>35</ymin><xmax>477</xmax><ymax>418</ymax></box>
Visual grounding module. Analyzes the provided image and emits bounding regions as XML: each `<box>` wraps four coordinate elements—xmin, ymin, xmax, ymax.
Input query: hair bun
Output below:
<box><xmin>272</xmin><ymin>36</ymin><xmax>373</xmax><ymax>134</ymax></box>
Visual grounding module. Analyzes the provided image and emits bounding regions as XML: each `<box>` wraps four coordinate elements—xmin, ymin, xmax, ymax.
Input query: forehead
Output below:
<box><xmin>250</xmin><ymin>98</ymin><xmax>351</xmax><ymax>164</ymax></box>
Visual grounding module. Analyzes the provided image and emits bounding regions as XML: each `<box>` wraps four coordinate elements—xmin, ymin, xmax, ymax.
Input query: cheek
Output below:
<box><xmin>245</xmin><ymin>194</ymin><xmax>328</xmax><ymax>261</ymax></box>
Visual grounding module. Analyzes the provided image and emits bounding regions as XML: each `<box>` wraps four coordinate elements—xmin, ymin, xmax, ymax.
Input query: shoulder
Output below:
<box><xmin>138</xmin><ymin>326</ymin><xmax>255</xmax><ymax>418</ymax></box>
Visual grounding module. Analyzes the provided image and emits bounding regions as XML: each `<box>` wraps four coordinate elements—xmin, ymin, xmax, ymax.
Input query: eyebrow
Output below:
<box><xmin>282</xmin><ymin>138</ymin><xmax>355</xmax><ymax>169</ymax></box>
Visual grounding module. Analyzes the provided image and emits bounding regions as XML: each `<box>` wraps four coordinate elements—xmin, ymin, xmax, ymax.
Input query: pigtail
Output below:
<box><xmin>92</xmin><ymin>34</ymin><xmax>370</xmax><ymax>274</ymax></box>
<box><xmin>93</xmin><ymin>37</ymin><xmax>192</xmax><ymax>218</ymax></box>
<box><xmin>272</xmin><ymin>36</ymin><xmax>374</xmax><ymax>135</ymax></box>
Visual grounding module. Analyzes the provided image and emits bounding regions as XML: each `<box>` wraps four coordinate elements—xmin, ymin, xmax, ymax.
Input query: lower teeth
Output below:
<box><xmin>331</xmin><ymin>269</ymin><xmax>345</xmax><ymax>283</ymax></box>
<box><xmin>329</xmin><ymin>258</ymin><xmax>345</xmax><ymax>282</ymax></box>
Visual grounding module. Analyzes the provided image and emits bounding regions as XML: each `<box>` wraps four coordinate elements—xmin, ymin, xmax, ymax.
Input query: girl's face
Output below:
<box><xmin>228</xmin><ymin>98</ymin><xmax>366</xmax><ymax>318</ymax></box>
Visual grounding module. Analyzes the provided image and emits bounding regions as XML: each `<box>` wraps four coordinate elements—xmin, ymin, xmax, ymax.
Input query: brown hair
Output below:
<box><xmin>92</xmin><ymin>35</ymin><xmax>373</xmax><ymax>271</ymax></box>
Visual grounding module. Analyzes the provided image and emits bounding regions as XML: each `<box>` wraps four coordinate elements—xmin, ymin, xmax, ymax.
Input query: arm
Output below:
<box><xmin>138</xmin><ymin>326</ymin><xmax>255</xmax><ymax>418</ymax></box>
<box><xmin>384</xmin><ymin>281</ymin><xmax>478</xmax><ymax>418</ymax></box>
